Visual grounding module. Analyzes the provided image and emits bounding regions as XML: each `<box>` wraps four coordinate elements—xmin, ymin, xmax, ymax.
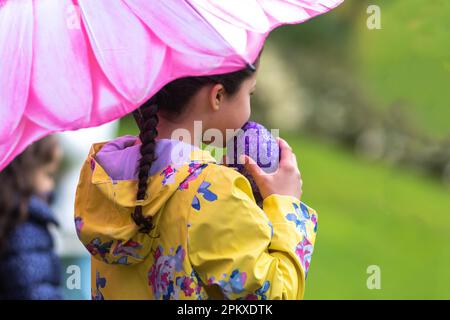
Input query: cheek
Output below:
<box><xmin>33</xmin><ymin>172</ymin><xmax>54</xmax><ymax>195</ymax></box>
<box><xmin>238</xmin><ymin>96</ymin><xmax>251</xmax><ymax>123</ymax></box>
<box><xmin>219</xmin><ymin>95</ymin><xmax>251</xmax><ymax>131</ymax></box>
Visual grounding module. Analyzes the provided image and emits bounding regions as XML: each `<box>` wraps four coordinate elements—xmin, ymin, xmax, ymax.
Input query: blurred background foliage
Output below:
<box><xmin>116</xmin><ymin>0</ymin><xmax>450</xmax><ymax>299</ymax></box>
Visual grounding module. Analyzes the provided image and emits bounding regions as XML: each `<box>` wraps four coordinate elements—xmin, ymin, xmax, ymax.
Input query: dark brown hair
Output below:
<box><xmin>131</xmin><ymin>50</ymin><xmax>263</xmax><ymax>233</ymax></box>
<box><xmin>0</xmin><ymin>136</ymin><xmax>59</xmax><ymax>250</ymax></box>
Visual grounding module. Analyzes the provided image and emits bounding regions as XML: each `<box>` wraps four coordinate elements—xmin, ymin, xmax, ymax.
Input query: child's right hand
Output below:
<box><xmin>241</xmin><ymin>137</ymin><xmax>303</xmax><ymax>201</ymax></box>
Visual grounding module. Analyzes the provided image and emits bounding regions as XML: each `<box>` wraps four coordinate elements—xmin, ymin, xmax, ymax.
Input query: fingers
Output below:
<box><xmin>241</xmin><ymin>154</ymin><xmax>265</xmax><ymax>181</ymax></box>
<box><xmin>292</xmin><ymin>153</ymin><xmax>299</xmax><ymax>169</ymax></box>
<box><xmin>277</xmin><ymin>137</ymin><xmax>295</xmax><ymax>167</ymax></box>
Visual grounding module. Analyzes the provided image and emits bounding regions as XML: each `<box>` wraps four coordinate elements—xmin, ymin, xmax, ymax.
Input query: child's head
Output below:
<box><xmin>155</xmin><ymin>64</ymin><xmax>259</xmax><ymax>145</ymax></box>
<box><xmin>135</xmin><ymin>50</ymin><xmax>262</xmax><ymax>144</ymax></box>
<box><xmin>0</xmin><ymin>136</ymin><xmax>63</xmax><ymax>249</ymax></box>
<box><xmin>31</xmin><ymin>137</ymin><xmax>64</xmax><ymax>197</ymax></box>
<box><xmin>131</xmin><ymin>49</ymin><xmax>263</xmax><ymax>233</ymax></box>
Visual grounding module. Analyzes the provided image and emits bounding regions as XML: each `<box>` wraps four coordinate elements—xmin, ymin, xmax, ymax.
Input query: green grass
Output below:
<box><xmin>275</xmin><ymin>0</ymin><xmax>450</xmax><ymax>139</ymax></box>
<box><xmin>355</xmin><ymin>0</ymin><xmax>450</xmax><ymax>139</ymax></box>
<box><xmin>284</xmin><ymin>133</ymin><xmax>450</xmax><ymax>299</ymax></box>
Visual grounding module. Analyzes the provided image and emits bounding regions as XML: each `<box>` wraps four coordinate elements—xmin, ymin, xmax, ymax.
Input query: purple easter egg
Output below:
<box><xmin>226</xmin><ymin>121</ymin><xmax>280</xmax><ymax>207</ymax></box>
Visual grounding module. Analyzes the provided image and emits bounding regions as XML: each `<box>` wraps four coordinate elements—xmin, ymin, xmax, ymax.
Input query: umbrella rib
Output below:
<box><xmin>183</xmin><ymin>0</ymin><xmax>247</xmax><ymax>65</ymax></box>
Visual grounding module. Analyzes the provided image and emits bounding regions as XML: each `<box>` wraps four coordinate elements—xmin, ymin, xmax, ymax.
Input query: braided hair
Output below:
<box><xmin>132</xmin><ymin>100</ymin><xmax>159</xmax><ymax>233</ymax></box>
<box><xmin>131</xmin><ymin>48</ymin><xmax>263</xmax><ymax>233</ymax></box>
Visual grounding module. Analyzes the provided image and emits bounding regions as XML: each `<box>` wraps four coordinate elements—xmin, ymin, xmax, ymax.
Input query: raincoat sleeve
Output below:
<box><xmin>187</xmin><ymin>164</ymin><xmax>318</xmax><ymax>300</ymax></box>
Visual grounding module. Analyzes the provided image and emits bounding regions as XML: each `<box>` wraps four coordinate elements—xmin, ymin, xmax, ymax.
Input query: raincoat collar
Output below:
<box><xmin>86</xmin><ymin>136</ymin><xmax>217</xmax><ymax>215</ymax></box>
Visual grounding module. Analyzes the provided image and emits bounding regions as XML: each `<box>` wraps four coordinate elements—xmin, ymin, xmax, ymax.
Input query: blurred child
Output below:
<box><xmin>0</xmin><ymin>136</ymin><xmax>64</xmax><ymax>300</ymax></box>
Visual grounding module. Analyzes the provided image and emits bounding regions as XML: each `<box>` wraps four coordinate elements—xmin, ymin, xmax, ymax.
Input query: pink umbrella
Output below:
<box><xmin>0</xmin><ymin>0</ymin><xmax>343</xmax><ymax>171</ymax></box>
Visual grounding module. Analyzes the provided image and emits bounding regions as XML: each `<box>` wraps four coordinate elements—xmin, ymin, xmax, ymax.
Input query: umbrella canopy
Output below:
<box><xmin>0</xmin><ymin>0</ymin><xmax>343</xmax><ymax>171</ymax></box>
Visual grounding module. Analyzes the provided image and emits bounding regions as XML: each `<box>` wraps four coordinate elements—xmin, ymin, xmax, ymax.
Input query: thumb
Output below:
<box><xmin>241</xmin><ymin>155</ymin><xmax>265</xmax><ymax>182</ymax></box>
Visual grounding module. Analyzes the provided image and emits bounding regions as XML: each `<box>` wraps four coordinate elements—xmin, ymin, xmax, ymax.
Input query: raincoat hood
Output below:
<box><xmin>74</xmin><ymin>135</ymin><xmax>217</xmax><ymax>265</ymax></box>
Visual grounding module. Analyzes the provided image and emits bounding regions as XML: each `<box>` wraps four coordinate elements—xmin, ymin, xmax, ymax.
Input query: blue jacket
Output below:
<box><xmin>0</xmin><ymin>196</ymin><xmax>62</xmax><ymax>300</ymax></box>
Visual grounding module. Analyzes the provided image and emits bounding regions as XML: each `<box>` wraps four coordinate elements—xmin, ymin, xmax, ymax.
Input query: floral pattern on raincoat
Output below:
<box><xmin>74</xmin><ymin>136</ymin><xmax>318</xmax><ymax>300</ymax></box>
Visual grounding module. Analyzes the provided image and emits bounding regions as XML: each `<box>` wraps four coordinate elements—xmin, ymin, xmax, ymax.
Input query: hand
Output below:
<box><xmin>241</xmin><ymin>137</ymin><xmax>303</xmax><ymax>201</ymax></box>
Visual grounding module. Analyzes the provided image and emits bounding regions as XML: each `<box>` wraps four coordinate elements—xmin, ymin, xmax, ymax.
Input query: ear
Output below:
<box><xmin>209</xmin><ymin>83</ymin><xmax>225</xmax><ymax>111</ymax></box>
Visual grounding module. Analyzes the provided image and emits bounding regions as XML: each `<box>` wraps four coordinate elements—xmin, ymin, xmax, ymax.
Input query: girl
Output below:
<box><xmin>75</xmin><ymin>49</ymin><xmax>318</xmax><ymax>300</ymax></box>
<box><xmin>0</xmin><ymin>136</ymin><xmax>63</xmax><ymax>299</ymax></box>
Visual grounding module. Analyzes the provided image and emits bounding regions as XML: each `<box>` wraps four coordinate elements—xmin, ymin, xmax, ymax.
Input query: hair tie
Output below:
<box><xmin>135</xmin><ymin>199</ymin><xmax>145</xmax><ymax>206</ymax></box>
<box><xmin>246</xmin><ymin>63</ymin><xmax>256</xmax><ymax>72</ymax></box>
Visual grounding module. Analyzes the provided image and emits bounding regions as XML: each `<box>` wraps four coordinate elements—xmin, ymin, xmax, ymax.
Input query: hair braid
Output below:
<box><xmin>131</xmin><ymin>102</ymin><xmax>159</xmax><ymax>234</ymax></box>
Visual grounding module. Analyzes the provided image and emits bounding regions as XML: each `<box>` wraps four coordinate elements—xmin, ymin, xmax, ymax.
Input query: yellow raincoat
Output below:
<box><xmin>74</xmin><ymin>136</ymin><xmax>318</xmax><ymax>300</ymax></box>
